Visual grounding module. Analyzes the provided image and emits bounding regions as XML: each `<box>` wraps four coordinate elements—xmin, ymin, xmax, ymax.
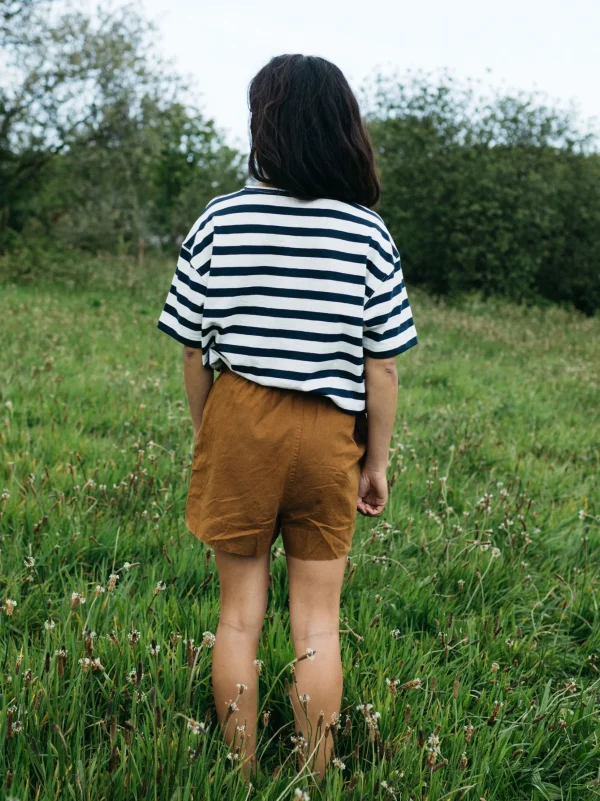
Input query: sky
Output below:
<box><xmin>139</xmin><ymin>0</ymin><xmax>600</xmax><ymax>151</ymax></box>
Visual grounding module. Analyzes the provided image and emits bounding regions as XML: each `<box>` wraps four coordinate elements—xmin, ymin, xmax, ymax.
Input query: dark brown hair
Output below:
<box><xmin>248</xmin><ymin>54</ymin><xmax>381</xmax><ymax>208</ymax></box>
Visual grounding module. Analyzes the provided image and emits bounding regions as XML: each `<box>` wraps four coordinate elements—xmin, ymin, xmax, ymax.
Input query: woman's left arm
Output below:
<box><xmin>183</xmin><ymin>347</ymin><xmax>214</xmax><ymax>438</ymax></box>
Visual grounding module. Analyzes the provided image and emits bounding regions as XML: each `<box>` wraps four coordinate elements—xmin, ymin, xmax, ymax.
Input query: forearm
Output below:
<box><xmin>364</xmin><ymin>358</ymin><xmax>398</xmax><ymax>473</ymax></box>
<box><xmin>182</xmin><ymin>347</ymin><xmax>214</xmax><ymax>435</ymax></box>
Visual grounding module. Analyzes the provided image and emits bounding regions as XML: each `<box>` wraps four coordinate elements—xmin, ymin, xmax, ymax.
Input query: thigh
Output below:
<box><xmin>214</xmin><ymin>548</ymin><xmax>271</xmax><ymax>631</ymax></box>
<box><xmin>286</xmin><ymin>553</ymin><xmax>347</xmax><ymax>646</ymax></box>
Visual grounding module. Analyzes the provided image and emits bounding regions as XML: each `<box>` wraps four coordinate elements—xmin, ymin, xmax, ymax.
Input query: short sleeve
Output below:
<box><xmin>363</xmin><ymin>233</ymin><xmax>418</xmax><ymax>359</ymax></box>
<box><xmin>156</xmin><ymin>211</ymin><xmax>213</xmax><ymax>348</ymax></box>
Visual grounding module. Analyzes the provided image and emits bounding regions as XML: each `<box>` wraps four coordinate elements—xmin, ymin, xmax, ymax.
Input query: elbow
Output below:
<box><xmin>183</xmin><ymin>345</ymin><xmax>203</xmax><ymax>360</ymax></box>
<box><xmin>365</xmin><ymin>356</ymin><xmax>398</xmax><ymax>382</ymax></box>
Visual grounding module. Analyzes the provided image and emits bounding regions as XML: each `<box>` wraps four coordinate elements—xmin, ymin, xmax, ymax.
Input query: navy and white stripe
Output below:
<box><xmin>157</xmin><ymin>184</ymin><xmax>418</xmax><ymax>413</ymax></box>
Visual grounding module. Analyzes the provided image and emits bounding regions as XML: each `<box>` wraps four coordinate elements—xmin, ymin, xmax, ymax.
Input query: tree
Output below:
<box><xmin>0</xmin><ymin>0</ymin><xmax>244</xmax><ymax>254</ymax></box>
<box><xmin>363</xmin><ymin>70</ymin><xmax>600</xmax><ymax>313</ymax></box>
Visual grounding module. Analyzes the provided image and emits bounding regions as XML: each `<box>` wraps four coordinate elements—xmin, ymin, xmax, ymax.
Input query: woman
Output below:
<box><xmin>156</xmin><ymin>53</ymin><xmax>418</xmax><ymax>782</ymax></box>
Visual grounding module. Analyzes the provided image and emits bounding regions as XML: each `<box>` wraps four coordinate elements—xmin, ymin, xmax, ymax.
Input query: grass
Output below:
<box><xmin>1</xmin><ymin>268</ymin><xmax>599</xmax><ymax>801</ymax></box>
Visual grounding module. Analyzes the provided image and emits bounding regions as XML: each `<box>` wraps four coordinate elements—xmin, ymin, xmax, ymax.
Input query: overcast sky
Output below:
<box><xmin>140</xmin><ymin>0</ymin><xmax>599</xmax><ymax>151</ymax></box>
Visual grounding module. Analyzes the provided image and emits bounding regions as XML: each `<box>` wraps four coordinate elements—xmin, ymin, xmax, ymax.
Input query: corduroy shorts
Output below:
<box><xmin>185</xmin><ymin>367</ymin><xmax>368</xmax><ymax>560</ymax></box>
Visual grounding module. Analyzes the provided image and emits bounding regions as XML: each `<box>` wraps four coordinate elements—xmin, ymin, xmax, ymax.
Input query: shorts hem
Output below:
<box><xmin>185</xmin><ymin>513</ymin><xmax>276</xmax><ymax>557</ymax></box>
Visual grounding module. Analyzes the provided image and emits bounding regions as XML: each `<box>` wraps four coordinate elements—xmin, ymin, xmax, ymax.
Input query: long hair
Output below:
<box><xmin>248</xmin><ymin>54</ymin><xmax>381</xmax><ymax>208</ymax></box>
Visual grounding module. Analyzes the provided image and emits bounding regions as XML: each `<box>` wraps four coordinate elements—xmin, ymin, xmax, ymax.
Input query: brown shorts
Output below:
<box><xmin>185</xmin><ymin>367</ymin><xmax>368</xmax><ymax>560</ymax></box>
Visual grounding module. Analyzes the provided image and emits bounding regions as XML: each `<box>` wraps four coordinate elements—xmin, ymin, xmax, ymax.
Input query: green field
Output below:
<box><xmin>1</xmin><ymin>271</ymin><xmax>599</xmax><ymax>801</ymax></box>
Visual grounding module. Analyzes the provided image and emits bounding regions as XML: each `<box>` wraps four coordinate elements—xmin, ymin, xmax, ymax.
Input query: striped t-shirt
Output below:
<box><xmin>157</xmin><ymin>184</ymin><xmax>418</xmax><ymax>414</ymax></box>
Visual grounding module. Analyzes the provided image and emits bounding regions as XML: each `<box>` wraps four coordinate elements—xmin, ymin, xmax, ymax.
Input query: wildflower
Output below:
<box><xmin>291</xmin><ymin>733</ymin><xmax>308</xmax><ymax>753</ymax></box>
<box><xmin>491</xmin><ymin>547</ymin><xmax>501</xmax><ymax>558</ymax></box>
<box><xmin>464</xmin><ymin>723</ymin><xmax>474</xmax><ymax>744</ymax></box>
<box><xmin>154</xmin><ymin>580</ymin><xmax>167</xmax><ymax>594</ymax></box>
<box><xmin>490</xmin><ymin>662</ymin><xmax>499</xmax><ymax>673</ymax></box>
<box><xmin>127</xmin><ymin>630</ymin><xmax>141</xmax><ymax>645</ymax></box>
<box><xmin>427</xmin><ymin>733</ymin><xmax>441</xmax><ymax>753</ymax></box>
<box><xmin>12</xmin><ymin>720</ymin><xmax>23</xmax><ymax>734</ymax></box>
<box><xmin>480</xmin><ymin>542</ymin><xmax>490</xmax><ymax>552</ymax></box>
<box><xmin>227</xmin><ymin>701</ymin><xmax>239</xmax><ymax>713</ymax></box>
<box><xmin>578</xmin><ymin>509</ymin><xmax>586</xmax><ymax>520</ymax></box>
<box><xmin>296</xmin><ymin>647</ymin><xmax>316</xmax><ymax>662</ymax></box>
<box><xmin>487</xmin><ymin>701</ymin><xmax>503</xmax><ymax>725</ymax></box>
<box><xmin>332</xmin><ymin>757</ymin><xmax>345</xmax><ymax>769</ymax></box>
<box><xmin>236</xmin><ymin>683</ymin><xmax>248</xmax><ymax>694</ymax></box>
<box><xmin>401</xmin><ymin>678</ymin><xmax>422</xmax><ymax>691</ymax></box>
<box><xmin>188</xmin><ymin>718</ymin><xmax>208</xmax><ymax>735</ymax></box>
<box><xmin>298</xmin><ymin>693</ymin><xmax>310</xmax><ymax>703</ymax></box>
<box><xmin>148</xmin><ymin>640</ymin><xmax>160</xmax><ymax>656</ymax></box>
<box><xmin>457</xmin><ymin>579</ymin><xmax>465</xmax><ymax>591</ymax></box>
<box><xmin>4</xmin><ymin>599</ymin><xmax>17</xmax><ymax>616</ymax></box>
<box><xmin>94</xmin><ymin>585</ymin><xmax>105</xmax><ymax>596</ymax></box>
<box><xmin>44</xmin><ymin>619</ymin><xmax>55</xmax><ymax>631</ymax></box>
<box><xmin>505</xmin><ymin>638</ymin><xmax>514</xmax><ymax>647</ymax></box>
<box><xmin>226</xmin><ymin>752</ymin><xmax>240</xmax><ymax>762</ymax></box>
<box><xmin>460</xmin><ymin>752</ymin><xmax>468</xmax><ymax>769</ymax></box>
<box><xmin>127</xmin><ymin>669</ymin><xmax>137</xmax><ymax>684</ymax></box>
<box><xmin>79</xmin><ymin>657</ymin><xmax>105</xmax><ymax>672</ymax></box>
<box><xmin>294</xmin><ymin>789</ymin><xmax>310</xmax><ymax>801</ymax></box>
<box><xmin>391</xmin><ymin>628</ymin><xmax>401</xmax><ymax>639</ymax></box>
<box><xmin>24</xmin><ymin>556</ymin><xmax>35</xmax><ymax>568</ymax></box>
<box><xmin>202</xmin><ymin>631</ymin><xmax>216</xmax><ymax>648</ymax></box>
<box><xmin>70</xmin><ymin>592</ymin><xmax>86</xmax><ymax>610</ymax></box>
<box><xmin>263</xmin><ymin>710</ymin><xmax>271</xmax><ymax>726</ymax></box>
<box><xmin>107</xmin><ymin>573</ymin><xmax>119</xmax><ymax>592</ymax></box>
<box><xmin>1</xmin><ymin>488</ymin><xmax>10</xmax><ymax>501</ymax></box>
<box><xmin>253</xmin><ymin>659</ymin><xmax>263</xmax><ymax>675</ymax></box>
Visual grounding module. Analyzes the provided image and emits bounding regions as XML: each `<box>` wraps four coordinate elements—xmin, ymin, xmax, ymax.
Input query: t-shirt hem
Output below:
<box><xmin>157</xmin><ymin>319</ymin><xmax>203</xmax><ymax>349</ymax></box>
<box><xmin>363</xmin><ymin>335</ymin><xmax>418</xmax><ymax>360</ymax></box>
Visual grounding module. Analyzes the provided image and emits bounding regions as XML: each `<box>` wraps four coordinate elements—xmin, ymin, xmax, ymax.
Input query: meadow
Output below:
<box><xmin>1</xmin><ymin>265</ymin><xmax>599</xmax><ymax>801</ymax></box>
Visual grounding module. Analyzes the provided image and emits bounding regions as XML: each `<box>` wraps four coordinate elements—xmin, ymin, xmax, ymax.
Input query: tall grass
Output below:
<box><xmin>1</xmin><ymin>273</ymin><xmax>599</xmax><ymax>800</ymax></box>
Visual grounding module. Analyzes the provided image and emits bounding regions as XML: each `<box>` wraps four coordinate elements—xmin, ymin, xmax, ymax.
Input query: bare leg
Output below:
<box><xmin>286</xmin><ymin>553</ymin><xmax>347</xmax><ymax>781</ymax></box>
<box><xmin>212</xmin><ymin>548</ymin><xmax>270</xmax><ymax>781</ymax></box>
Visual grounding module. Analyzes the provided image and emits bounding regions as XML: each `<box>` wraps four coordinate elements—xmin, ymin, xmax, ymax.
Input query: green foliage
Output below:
<box><xmin>2</xmin><ymin>4</ymin><xmax>599</xmax><ymax>311</ymax></box>
<box><xmin>365</xmin><ymin>71</ymin><xmax>600</xmax><ymax>314</ymax></box>
<box><xmin>0</xmin><ymin>1</ymin><xmax>244</xmax><ymax>257</ymax></box>
<box><xmin>1</xmin><ymin>278</ymin><xmax>599</xmax><ymax>799</ymax></box>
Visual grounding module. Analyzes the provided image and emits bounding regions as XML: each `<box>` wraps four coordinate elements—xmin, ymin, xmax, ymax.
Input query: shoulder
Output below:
<box><xmin>349</xmin><ymin>205</ymin><xmax>398</xmax><ymax>269</ymax></box>
<box><xmin>342</xmin><ymin>200</ymin><xmax>398</xmax><ymax>257</ymax></box>
<box><xmin>181</xmin><ymin>186</ymin><xmax>248</xmax><ymax>250</ymax></box>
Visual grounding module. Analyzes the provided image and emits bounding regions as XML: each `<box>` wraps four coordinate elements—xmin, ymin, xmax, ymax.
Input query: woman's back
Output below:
<box><xmin>157</xmin><ymin>183</ymin><xmax>418</xmax><ymax>413</ymax></box>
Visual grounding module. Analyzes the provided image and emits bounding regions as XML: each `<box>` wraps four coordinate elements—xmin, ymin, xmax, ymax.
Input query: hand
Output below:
<box><xmin>357</xmin><ymin>469</ymin><xmax>388</xmax><ymax>516</ymax></box>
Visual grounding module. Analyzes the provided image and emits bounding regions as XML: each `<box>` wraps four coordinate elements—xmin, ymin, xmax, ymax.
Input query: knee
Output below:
<box><xmin>290</xmin><ymin>612</ymin><xmax>340</xmax><ymax>647</ymax></box>
<box><xmin>218</xmin><ymin>599</ymin><xmax>267</xmax><ymax>639</ymax></box>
